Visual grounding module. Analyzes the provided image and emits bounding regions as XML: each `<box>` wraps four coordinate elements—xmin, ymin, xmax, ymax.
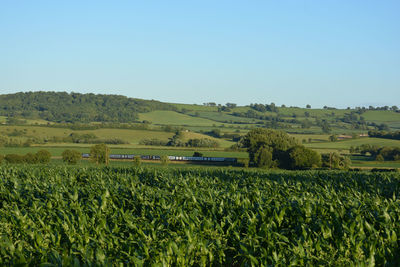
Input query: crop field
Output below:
<box><xmin>305</xmin><ymin>137</ymin><xmax>400</xmax><ymax>151</ymax></box>
<box><xmin>1</xmin><ymin>166</ymin><xmax>399</xmax><ymax>265</ymax></box>
<box><xmin>361</xmin><ymin>110</ymin><xmax>400</xmax><ymax>123</ymax></box>
<box><xmin>138</xmin><ymin>111</ymin><xmax>219</xmax><ymax>126</ymax></box>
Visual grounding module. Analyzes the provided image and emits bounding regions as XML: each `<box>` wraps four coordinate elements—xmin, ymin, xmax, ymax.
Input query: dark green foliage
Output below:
<box><xmin>240</xmin><ymin>128</ymin><xmax>298</xmax><ymax>168</ymax></box>
<box><xmin>139</xmin><ymin>138</ymin><xmax>168</xmax><ymax>146</ymax></box>
<box><xmin>35</xmin><ymin>150</ymin><xmax>51</xmax><ymax>164</ymax></box>
<box><xmin>133</xmin><ymin>156</ymin><xmax>141</xmax><ymax>167</ymax></box>
<box><xmin>321</xmin><ymin>153</ymin><xmax>351</xmax><ymax>169</ymax></box>
<box><xmin>62</xmin><ymin>149</ymin><xmax>82</xmax><ymax>164</ymax></box>
<box><xmin>0</xmin><ymin>155</ymin><xmax>3</xmax><ymax>164</ymax></box>
<box><xmin>1</xmin><ymin>166</ymin><xmax>400</xmax><ymax>265</ymax></box>
<box><xmin>0</xmin><ymin>91</ymin><xmax>176</xmax><ymax>123</ymax></box>
<box><xmin>354</xmin><ymin>145</ymin><xmax>400</xmax><ymax>161</ymax></box>
<box><xmin>186</xmin><ymin>138</ymin><xmax>219</xmax><ymax>148</ymax></box>
<box><xmin>90</xmin><ymin>144</ymin><xmax>110</xmax><ymax>165</ymax></box>
<box><xmin>5</xmin><ymin>154</ymin><xmax>25</xmax><ymax>163</ymax></box>
<box><xmin>250</xmin><ymin>103</ymin><xmax>278</xmax><ymax>112</ymax></box>
<box><xmin>193</xmin><ymin>152</ymin><xmax>203</xmax><ymax>157</ymax></box>
<box><xmin>4</xmin><ymin>150</ymin><xmax>51</xmax><ymax>164</ymax></box>
<box><xmin>254</xmin><ymin>146</ymin><xmax>275</xmax><ymax>168</ymax></box>
<box><xmin>369</xmin><ymin>130</ymin><xmax>400</xmax><ymax>140</ymax></box>
<box><xmin>160</xmin><ymin>155</ymin><xmax>169</xmax><ymax>166</ymax></box>
<box><xmin>287</xmin><ymin>146</ymin><xmax>321</xmax><ymax>169</ymax></box>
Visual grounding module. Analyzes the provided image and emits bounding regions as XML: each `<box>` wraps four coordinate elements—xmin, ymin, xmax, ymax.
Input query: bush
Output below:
<box><xmin>321</xmin><ymin>153</ymin><xmax>351</xmax><ymax>169</ymax></box>
<box><xmin>36</xmin><ymin>150</ymin><xmax>51</xmax><ymax>164</ymax></box>
<box><xmin>237</xmin><ymin>158</ymin><xmax>249</xmax><ymax>168</ymax></box>
<box><xmin>5</xmin><ymin>154</ymin><xmax>25</xmax><ymax>164</ymax></box>
<box><xmin>0</xmin><ymin>155</ymin><xmax>4</xmax><ymax>164</ymax></box>
<box><xmin>90</xmin><ymin>144</ymin><xmax>110</xmax><ymax>165</ymax></box>
<box><xmin>254</xmin><ymin>146</ymin><xmax>275</xmax><ymax>168</ymax></box>
<box><xmin>62</xmin><ymin>149</ymin><xmax>82</xmax><ymax>164</ymax></box>
<box><xmin>287</xmin><ymin>146</ymin><xmax>321</xmax><ymax>169</ymax></box>
<box><xmin>139</xmin><ymin>138</ymin><xmax>168</xmax><ymax>146</ymax></box>
<box><xmin>24</xmin><ymin>153</ymin><xmax>38</xmax><ymax>164</ymax></box>
<box><xmin>193</xmin><ymin>152</ymin><xmax>203</xmax><ymax>157</ymax></box>
<box><xmin>133</xmin><ymin>156</ymin><xmax>141</xmax><ymax>167</ymax></box>
<box><xmin>376</xmin><ymin>154</ymin><xmax>384</xmax><ymax>162</ymax></box>
<box><xmin>186</xmin><ymin>138</ymin><xmax>219</xmax><ymax>148</ymax></box>
<box><xmin>160</xmin><ymin>155</ymin><xmax>169</xmax><ymax>166</ymax></box>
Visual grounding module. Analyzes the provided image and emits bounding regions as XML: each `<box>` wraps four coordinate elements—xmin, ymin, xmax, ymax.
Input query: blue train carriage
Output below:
<box><xmin>109</xmin><ymin>154</ymin><xmax>135</xmax><ymax>159</ymax></box>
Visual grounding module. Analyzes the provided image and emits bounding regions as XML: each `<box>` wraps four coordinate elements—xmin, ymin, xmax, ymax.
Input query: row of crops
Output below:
<box><xmin>1</xmin><ymin>166</ymin><xmax>400</xmax><ymax>265</ymax></box>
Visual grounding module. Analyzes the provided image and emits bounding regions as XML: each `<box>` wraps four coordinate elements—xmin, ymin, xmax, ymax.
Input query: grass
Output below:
<box><xmin>305</xmin><ymin>137</ymin><xmax>400</xmax><ymax>150</ymax></box>
<box><xmin>361</xmin><ymin>110</ymin><xmax>400</xmax><ymax>122</ymax></box>
<box><xmin>138</xmin><ymin>111</ymin><xmax>219</xmax><ymax>126</ymax></box>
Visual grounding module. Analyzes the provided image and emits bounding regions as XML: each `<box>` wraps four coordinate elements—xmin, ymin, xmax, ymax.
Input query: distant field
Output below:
<box><xmin>305</xmin><ymin>137</ymin><xmax>400</xmax><ymax>150</ymax></box>
<box><xmin>0</xmin><ymin>125</ymin><xmax>175</xmax><ymax>144</ymax></box>
<box><xmin>361</xmin><ymin>110</ymin><xmax>400</xmax><ymax>122</ymax></box>
<box><xmin>188</xmin><ymin>111</ymin><xmax>259</xmax><ymax>124</ymax></box>
<box><xmin>289</xmin><ymin>133</ymin><xmax>329</xmax><ymax>142</ymax></box>
<box><xmin>138</xmin><ymin>110</ymin><xmax>219</xmax><ymax>126</ymax></box>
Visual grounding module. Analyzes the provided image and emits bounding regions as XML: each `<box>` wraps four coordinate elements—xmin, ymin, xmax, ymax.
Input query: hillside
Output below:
<box><xmin>1</xmin><ymin>91</ymin><xmax>400</xmax><ymax>136</ymax></box>
<box><xmin>0</xmin><ymin>91</ymin><xmax>176</xmax><ymax>123</ymax></box>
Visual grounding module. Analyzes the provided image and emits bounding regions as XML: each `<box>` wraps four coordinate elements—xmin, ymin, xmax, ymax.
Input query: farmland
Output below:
<box><xmin>1</xmin><ymin>165</ymin><xmax>400</xmax><ymax>265</ymax></box>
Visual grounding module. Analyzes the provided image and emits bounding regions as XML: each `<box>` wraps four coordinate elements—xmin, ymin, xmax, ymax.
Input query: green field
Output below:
<box><xmin>1</xmin><ymin>165</ymin><xmax>400</xmax><ymax>265</ymax></box>
<box><xmin>139</xmin><ymin>110</ymin><xmax>219</xmax><ymax>126</ymax></box>
<box><xmin>305</xmin><ymin>137</ymin><xmax>400</xmax><ymax>151</ymax></box>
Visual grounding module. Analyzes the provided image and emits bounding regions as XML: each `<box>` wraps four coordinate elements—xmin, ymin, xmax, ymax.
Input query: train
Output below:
<box><xmin>81</xmin><ymin>153</ymin><xmax>237</xmax><ymax>163</ymax></box>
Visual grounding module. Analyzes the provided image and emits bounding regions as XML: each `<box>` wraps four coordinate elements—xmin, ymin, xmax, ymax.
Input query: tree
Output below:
<box><xmin>24</xmin><ymin>153</ymin><xmax>38</xmax><ymax>164</ymax></box>
<box><xmin>160</xmin><ymin>155</ymin><xmax>169</xmax><ymax>166</ymax></box>
<box><xmin>226</xmin><ymin>103</ymin><xmax>237</xmax><ymax>108</ymax></box>
<box><xmin>376</xmin><ymin>154</ymin><xmax>384</xmax><ymax>162</ymax></box>
<box><xmin>306</xmin><ymin>104</ymin><xmax>311</xmax><ymax>109</ymax></box>
<box><xmin>193</xmin><ymin>152</ymin><xmax>203</xmax><ymax>157</ymax></box>
<box><xmin>321</xmin><ymin>152</ymin><xmax>351</xmax><ymax>169</ymax></box>
<box><xmin>287</xmin><ymin>146</ymin><xmax>321</xmax><ymax>169</ymax></box>
<box><xmin>90</xmin><ymin>144</ymin><xmax>110</xmax><ymax>164</ymax></box>
<box><xmin>329</xmin><ymin>135</ymin><xmax>337</xmax><ymax>142</ymax></box>
<box><xmin>240</xmin><ymin>128</ymin><xmax>298</xmax><ymax>167</ymax></box>
<box><xmin>254</xmin><ymin>146</ymin><xmax>275</xmax><ymax>168</ymax></box>
<box><xmin>321</xmin><ymin>121</ymin><xmax>332</xmax><ymax>133</ymax></box>
<box><xmin>133</xmin><ymin>156</ymin><xmax>141</xmax><ymax>167</ymax></box>
<box><xmin>62</xmin><ymin>149</ymin><xmax>81</xmax><ymax>164</ymax></box>
<box><xmin>36</xmin><ymin>150</ymin><xmax>51</xmax><ymax>163</ymax></box>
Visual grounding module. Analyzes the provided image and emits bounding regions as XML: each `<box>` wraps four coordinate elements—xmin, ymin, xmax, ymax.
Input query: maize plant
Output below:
<box><xmin>0</xmin><ymin>166</ymin><xmax>399</xmax><ymax>266</ymax></box>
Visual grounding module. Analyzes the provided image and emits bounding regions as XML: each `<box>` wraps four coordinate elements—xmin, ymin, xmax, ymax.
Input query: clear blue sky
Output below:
<box><xmin>1</xmin><ymin>0</ymin><xmax>399</xmax><ymax>108</ymax></box>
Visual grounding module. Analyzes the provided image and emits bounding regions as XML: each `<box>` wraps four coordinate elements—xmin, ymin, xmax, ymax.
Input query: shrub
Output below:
<box><xmin>287</xmin><ymin>146</ymin><xmax>321</xmax><ymax>169</ymax></box>
<box><xmin>90</xmin><ymin>144</ymin><xmax>110</xmax><ymax>165</ymax></box>
<box><xmin>254</xmin><ymin>146</ymin><xmax>275</xmax><ymax>168</ymax></box>
<box><xmin>24</xmin><ymin>153</ymin><xmax>38</xmax><ymax>164</ymax></box>
<box><xmin>0</xmin><ymin>155</ymin><xmax>4</xmax><ymax>164</ymax></box>
<box><xmin>376</xmin><ymin>154</ymin><xmax>384</xmax><ymax>162</ymax></box>
<box><xmin>133</xmin><ymin>156</ymin><xmax>141</xmax><ymax>167</ymax></box>
<box><xmin>62</xmin><ymin>149</ymin><xmax>82</xmax><ymax>164</ymax></box>
<box><xmin>36</xmin><ymin>150</ymin><xmax>51</xmax><ymax>164</ymax></box>
<box><xmin>160</xmin><ymin>155</ymin><xmax>169</xmax><ymax>166</ymax></box>
<box><xmin>193</xmin><ymin>152</ymin><xmax>203</xmax><ymax>157</ymax></box>
<box><xmin>5</xmin><ymin>154</ymin><xmax>25</xmax><ymax>164</ymax></box>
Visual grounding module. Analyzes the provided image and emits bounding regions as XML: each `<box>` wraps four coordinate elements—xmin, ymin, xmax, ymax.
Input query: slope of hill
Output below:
<box><xmin>0</xmin><ymin>91</ymin><xmax>176</xmax><ymax>123</ymax></box>
<box><xmin>1</xmin><ymin>91</ymin><xmax>399</xmax><ymax>135</ymax></box>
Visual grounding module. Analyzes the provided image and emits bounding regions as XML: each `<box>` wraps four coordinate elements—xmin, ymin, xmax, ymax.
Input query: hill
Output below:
<box><xmin>0</xmin><ymin>91</ymin><xmax>176</xmax><ymax>123</ymax></box>
<box><xmin>1</xmin><ymin>91</ymin><xmax>400</xmax><ymax>136</ymax></box>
